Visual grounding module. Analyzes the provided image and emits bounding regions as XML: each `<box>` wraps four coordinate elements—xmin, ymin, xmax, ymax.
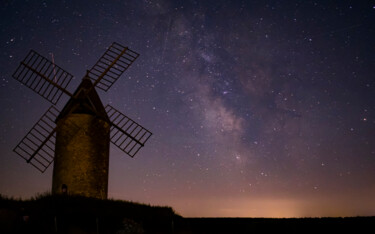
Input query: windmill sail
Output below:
<box><xmin>88</xmin><ymin>42</ymin><xmax>139</xmax><ymax>91</ymax></box>
<box><xmin>13</xmin><ymin>106</ymin><xmax>59</xmax><ymax>172</ymax></box>
<box><xmin>12</xmin><ymin>42</ymin><xmax>152</xmax><ymax>177</ymax></box>
<box><xmin>105</xmin><ymin>104</ymin><xmax>152</xmax><ymax>157</ymax></box>
<box><xmin>12</xmin><ymin>50</ymin><xmax>73</xmax><ymax>104</ymax></box>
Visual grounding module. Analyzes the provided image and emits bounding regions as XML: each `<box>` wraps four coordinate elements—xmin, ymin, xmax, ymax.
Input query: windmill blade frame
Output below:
<box><xmin>12</xmin><ymin>42</ymin><xmax>152</xmax><ymax>176</ymax></box>
<box><xmin>12</xmin><ymin>50</ymin><xmax>74</xmax><ymax>104</ymax></box>
<box><xmin>88</xmin><ymin>42</ymin><xmax>140</xmax><ymax>92</ymax></box>
<box><xmin>13</xmin><ymin>106</ymin><xmax>59</xmax><ymax>173</ymax></box>
<box><xmin>105</xmin><ymin>104</ymin><xmax>152</xmax><ymax>157</ymax></box>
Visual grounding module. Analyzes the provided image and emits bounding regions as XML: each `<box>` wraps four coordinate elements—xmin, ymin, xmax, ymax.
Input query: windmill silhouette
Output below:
<box><xmin>12</xmin><ymin>42</ymin><xmax>152</xmax><ymax>199</ymax></box>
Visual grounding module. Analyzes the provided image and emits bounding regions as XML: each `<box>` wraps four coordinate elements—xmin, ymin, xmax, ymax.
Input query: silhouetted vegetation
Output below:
<box><xmin>0</xmin><ymin>193</ymin><xmax>374</xmax><ymax>233</ymax></box>
<box><xmin>0</xmin><ymin>193</ymin><xmax>178</xmax><ymax>233</ymax></box>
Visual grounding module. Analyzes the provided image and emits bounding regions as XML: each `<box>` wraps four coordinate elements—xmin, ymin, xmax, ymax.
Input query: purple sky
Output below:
<box><xmin>1</xmin><ymin>0</ymin><xmax>375</xmax><ymax>217</ymax></box>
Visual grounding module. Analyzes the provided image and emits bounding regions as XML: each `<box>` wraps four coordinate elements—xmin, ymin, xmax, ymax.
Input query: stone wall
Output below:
<box><xmin>52</xmin><ymin>113</ymin><xmax>110</xmax><ymax>199</ymax></box>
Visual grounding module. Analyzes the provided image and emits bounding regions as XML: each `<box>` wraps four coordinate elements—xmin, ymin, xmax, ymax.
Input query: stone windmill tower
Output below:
<box><xmin>12</xmin><ymin>42</ymin><xmax>152</xmax><ymax>199</ymax></box>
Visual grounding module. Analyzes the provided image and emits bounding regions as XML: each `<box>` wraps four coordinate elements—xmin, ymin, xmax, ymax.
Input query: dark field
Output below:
<box><xmin>178</xmin><ymin>217</ymin><xmax>374</xmax><ymax>233</ymax></box>
<box><xmin>0</xmin><ymin>194</ymin><xmax>373</xmax><ymax>233</ymax></box>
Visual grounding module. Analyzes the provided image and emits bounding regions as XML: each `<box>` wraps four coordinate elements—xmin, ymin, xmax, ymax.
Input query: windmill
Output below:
<box><xmin>12</xmin><ymin>42</ymin><xmax>152</xmax><ymax>199</ymax></box>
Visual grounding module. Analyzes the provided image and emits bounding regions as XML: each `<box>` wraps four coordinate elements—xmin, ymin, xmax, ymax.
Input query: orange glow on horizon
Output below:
<box><xmin>161</xmin><ymin>196</ymin><xmax>375</xmax><ymax>218</ymax></box>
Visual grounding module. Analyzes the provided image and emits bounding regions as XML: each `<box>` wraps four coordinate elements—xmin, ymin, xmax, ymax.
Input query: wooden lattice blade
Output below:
<box><xmin>13</xmin><ymin>106</ymin><xmax>60</xmax><ymax>173</ymax></box>
<box><xmin>105</xmin><ymin>104</ymin><xmax>152</xmax><ymax>157</ymax></box>
<box><xmin>88</xmin><ymin>42</ymin><xmax>139</xmax><ymax>92</ymax></box>
<box><xmin>12</xmin><ymin>50</ymin><xmax>73</xmax><ymax>104</ymax></box>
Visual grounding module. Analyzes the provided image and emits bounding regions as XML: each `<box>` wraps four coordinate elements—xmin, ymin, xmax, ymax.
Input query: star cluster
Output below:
<box><xmin>0</xmin><ymin>0</ymin><xmax>374</xmax><ymax>217</ymax></box>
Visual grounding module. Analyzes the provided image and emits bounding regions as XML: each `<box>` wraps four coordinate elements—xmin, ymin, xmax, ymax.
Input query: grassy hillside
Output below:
<box><xmin>1</xmin><ymin>194</ymin><xmax>374</xmax><ymax>233</ymax></box>
<box><xmin>0</xmin><ymin>193</ymin><xmax>178</xmax><ymax>233</ymax></box>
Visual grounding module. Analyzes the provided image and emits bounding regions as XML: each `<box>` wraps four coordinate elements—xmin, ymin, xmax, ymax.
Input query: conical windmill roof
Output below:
<box><xmin>56</xmin><ymin>77</ymin><xmax>109</xmax><ymax>122</ymax></box>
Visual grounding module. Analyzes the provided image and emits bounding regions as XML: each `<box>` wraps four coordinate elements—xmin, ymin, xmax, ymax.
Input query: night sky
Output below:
<box><xmin>1</xmin><ymin>0</ymin><xmax>375</xmax><ymax>218</ymax></box>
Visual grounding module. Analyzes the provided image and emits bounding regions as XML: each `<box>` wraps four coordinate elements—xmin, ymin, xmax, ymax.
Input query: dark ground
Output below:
<box><xmin>177</xmin><ymin>217</ymin><xmax>375</xmax><ymax>233</ymax></box>
<box><xmin>0</xmin><ymin>194</ymin><xmax>373</xmax><ymax>233</ymax></box>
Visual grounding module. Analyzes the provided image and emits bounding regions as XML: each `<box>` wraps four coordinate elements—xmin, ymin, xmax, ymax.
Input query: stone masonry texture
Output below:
<box><xmin>52</xmin><ymin>113</ymin><xmax>110</xmax><ymax>199</ymax></box>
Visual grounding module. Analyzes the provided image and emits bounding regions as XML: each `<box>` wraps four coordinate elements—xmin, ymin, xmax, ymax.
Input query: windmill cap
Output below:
<box><xmin>56</xmin><ymin>78</ymin><xmax>109</xmax><ymax>122</ymax></box>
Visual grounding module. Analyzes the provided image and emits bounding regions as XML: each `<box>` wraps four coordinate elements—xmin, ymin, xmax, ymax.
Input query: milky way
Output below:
<box><xmin>1</xmin><ymin>1</ymin><xmax>375</xmax><ymax>217</ymax></box>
